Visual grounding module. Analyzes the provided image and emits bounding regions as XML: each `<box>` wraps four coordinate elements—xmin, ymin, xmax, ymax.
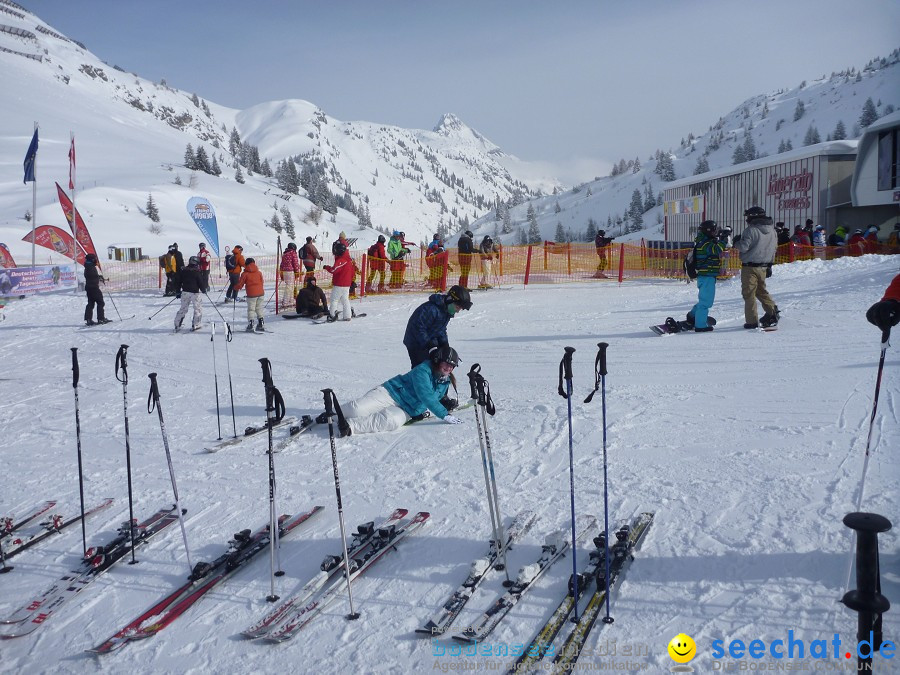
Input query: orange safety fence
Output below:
<box><xmin>66</xmin><ymin>242</ymin><xmax>900</xmax><ymax>302</ymax></box>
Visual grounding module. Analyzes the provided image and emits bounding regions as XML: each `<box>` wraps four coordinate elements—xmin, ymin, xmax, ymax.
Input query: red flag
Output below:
<box><xmin>22</xmin><ymin>226</ymin><xmax>87</xmax><ymax>264</ymax></box>
<box><xmin>55</xmin><ymin>182</ymin><xmax>99</xmax><ymax>262</ymax></box>
<box><xmin>68</xmin><ymin>136</ymin><xmax>76</xmax><ymax>190</ymax></box>
<box><xmin>0</xmin><ymin>243</ymin><xmax>16</xmax><ymax>268</ymax></box>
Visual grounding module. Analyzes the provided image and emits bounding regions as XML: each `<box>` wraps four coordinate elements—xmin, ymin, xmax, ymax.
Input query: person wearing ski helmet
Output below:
<box><xmin>225</xmin><ymin>245</ymin><xmax>245</xmax><ymax>301</ymax></box>
<box><xmin>323</xmin><ymin>241</ymin><xmax>355</xmax><ymax>321</ymax></box>
<box><xmin>174</xmin><ymin>256</ymin><xmax>203</xmax><ymax>332</ymax></box>
<box><xmin>594</xmin><ymin>229</ymin><xmax>614</xmax><ymax>278</ymax></box>
<box><xmin>366</xmin><ymin>234</ymin><xmax>388</xmax><ymax>293</ymax></box>
<box><xmin>403</xmin><ymin>284</ymin><xmax>472</xmax><ymax>368</ymax></box>
<box><xmin>319</xmin><ymin>345</ymin><xmax>464</xmax><ymax>437</ymax></box>
<box><xmin>279</xmin><ymin>242</ymin><xmax>302</xmax><ymax>311</ymax></box>
<box><xmin>457</xmin><ymin>230</ymin><xmax>476</xmax><ymax>288</ymax></box>
<box><xmin>685</xmin><ymin>220</ymin><xmax>725</xmax><ymax>332</ymax></box>
<box><xmin>82</xmin><ymin>253</ymin><xmax>109</xmax><ymax>326</ymax></box>
<box><xmin>300</xmin><ymin>236</ymin><xmax>323</xmax><ymax>280</ymax></box>
<box><xmin>197</xmin><ymin>242</ymin><xmax>211</xmax><ymax>292</ymax></box>
<box><xmin>736</xmin><ymin>206</ymin><xmax>779</xmax><ymax>329</ymax></box>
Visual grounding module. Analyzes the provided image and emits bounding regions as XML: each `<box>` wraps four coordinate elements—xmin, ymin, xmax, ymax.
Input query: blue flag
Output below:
<box><xmin>23</xmin><ymin>129</ymin><xmax>38</xmax><ymax>184</ymax></box>
<box><xmin>186</xmin><ymin>196</ymin><xmax>220</xmax><ymax>256</ymax></box>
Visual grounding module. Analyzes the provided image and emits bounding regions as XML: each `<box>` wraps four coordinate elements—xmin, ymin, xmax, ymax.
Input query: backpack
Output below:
<box><xmin>683</xmin><ymin>246</ymin><xmax>698</xmax><ymax>281</ymax></box>
<box><xmin>224</xmin><ymin>253</ymin><xmax>236</xmax><ymax>271</ymax></box>
<box><xmin>299</xmin><ymin>244</ymin><xmax>309</xmax><ymax>260</ymax></box>
<box><xmin>367</xmin><ymin>243</ymin><xmax>379</xmax><ymax>257</ymax></box>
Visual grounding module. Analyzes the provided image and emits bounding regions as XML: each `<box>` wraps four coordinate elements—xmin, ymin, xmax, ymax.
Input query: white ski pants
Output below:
<box><xmin>175</xmin><ymin>292</ymin><xmax>202</xmax><ymax>329</ymax></box>
<box><xmin>330</xmin><ymin>285</ymin><xmax>352</xmax><ymax>320</ymax></box>
<box><xmin>344</xmin><ymin>385</ymin><xmax>410</xmax><ymax>434</ymax></box>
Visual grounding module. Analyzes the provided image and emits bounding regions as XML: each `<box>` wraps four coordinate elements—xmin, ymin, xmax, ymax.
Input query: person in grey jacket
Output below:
<box><xmin>735</xmin><ymin>206</ymin><xmax>779</xmax><ymax>328</ymax></box>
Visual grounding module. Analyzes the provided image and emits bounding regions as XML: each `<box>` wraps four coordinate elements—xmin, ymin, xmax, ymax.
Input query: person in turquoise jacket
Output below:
<box><xmin>686</xmin><ymin>220</ymin><xmax>725</xmax><ymax>332</ymax></box>
<box><xmin>324</xmin><ymin>346</ymin><xmax>464</xmax><ymax>436</ymax></box>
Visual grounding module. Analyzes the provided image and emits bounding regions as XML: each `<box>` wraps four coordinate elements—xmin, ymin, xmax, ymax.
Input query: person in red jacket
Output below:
<box><xmin>235</xmin><ymin>257</ymin><xmax>266</xmax><ymax>332</ymax></box>
<box><xmin>864</xmin><ymin>226</ymin><xmax>881</xmax><ymax>254</ymax></box>
<box><xmin>366</xmin><ymin>235</ymin><xmax>388</xmax><ymax>293</ymax></box>
<box><xmin>847</xmin><ymin>229</ymin><xmax>866</xmax><ymax>257</ymax></box>
<box><xmin>279</xmin><ymin>242</ymin><xmax>302</xmax><ymax>310</ymax></box>
<box><xmin>866</xmin><ymin>273</ymin><xmax>900</xmax><ymax>337</ymax></box>
<box><xmin>323</xmin><ymin>242</ymin><xmax>355</xmax><ymax>321</ymax></box>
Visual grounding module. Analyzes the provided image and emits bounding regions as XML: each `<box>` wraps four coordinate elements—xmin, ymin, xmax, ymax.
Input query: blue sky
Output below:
<box><xmin>21</xmin><ymin>0</ymin><xmax>900</xmax><ymax>184</ymax></box>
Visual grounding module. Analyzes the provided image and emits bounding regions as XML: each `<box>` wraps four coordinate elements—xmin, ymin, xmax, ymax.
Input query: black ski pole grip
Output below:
<box><xmin>467</xmin><ymin>364</ymin><xmax>481</xmax><ymax>400</ymax></box>
<box><xmin>259</xmin><ymin>358</ymin><xmax>273</xmax><ymax>388</ymax></box>
<box><xmin>558</xmin><ymin>347</ymin><xmax>575</xmax><ymax>398</ymax></box>
<box><xmin>147</xmin><ymin>372</ymin><xmax>160</xmax><ymax>413</ymax></box>
<box><xmin>115</xmin><ymin>344</ymin><xmax>129</xmax><ymax>384</ymax></box>
<box><xmin>597</xmin><ymin>342</ymin><xmax>609</xmax><ymax>376</ymax></box>
<box><xmin>71</xmin><ymin>347</ymin><xmax>79</xmax><ymax>388</ymax></box>
<box><xmin>322</xmin><ymin>388</ymin><xmax>334</xmax><ymax>417</ymax></box>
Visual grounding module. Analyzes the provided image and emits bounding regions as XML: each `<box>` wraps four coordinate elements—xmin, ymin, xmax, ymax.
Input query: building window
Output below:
<box><xmin>877</xmin><ymin>129</ymin><xmax>898</xmax><ymax>191</ymax></box>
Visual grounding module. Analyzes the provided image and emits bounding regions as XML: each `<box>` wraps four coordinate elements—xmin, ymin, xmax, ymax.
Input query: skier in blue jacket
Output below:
<box><xmin>403</xmin><ymin>285</ymin><xmax>472</xmax><ymax>367</ymax></box>
<box><xmin>322</xmin><ymin>346</ymin><xmax>464</xmax><ymax>436</ymax></box>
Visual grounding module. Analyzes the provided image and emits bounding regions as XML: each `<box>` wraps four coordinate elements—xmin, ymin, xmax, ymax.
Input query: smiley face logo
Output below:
<box><xmin>668</xmin><ymin>633</ymin><xmax>696</xmax><ymax>664</ymax></box>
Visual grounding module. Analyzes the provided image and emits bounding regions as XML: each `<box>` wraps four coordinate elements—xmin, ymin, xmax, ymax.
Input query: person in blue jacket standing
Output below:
<box><xmin>685</xmin><ymin>220</ymin><xmax>725</xmax><ymax>333</ymax></box>
<box><xmin>319</xmin><ymin>346</ymin><xmax>465</xmax><ymax>436</ymax></box>
<box><xmin>403</xmin><ymin>285</ymin><xmax>472</xmax><ymax>367</ymax></box>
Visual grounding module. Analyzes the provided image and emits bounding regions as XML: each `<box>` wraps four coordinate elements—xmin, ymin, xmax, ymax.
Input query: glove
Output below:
<box><xmin>442</xmin><ymin>415</ymin><xmax>463</xmax><ymax>425</ymax></box>
<box><xmin>765</xmin><ymin>264</ymin><xmax>772</xmax><ymax>279</ymax></box>
<box><xmin>866</xmin><ymin>299</ymin><xmax>900</xmax><ymax>331</ymax></box>
<box><xmin>324</xmin><ymin>265</ymin><xmax>333</xmax><ymax>273</ymax></box>
<box><xmin>440</xmin><ymin>396</ymin><xmax>459</xmax><ymax>411</ymax></box>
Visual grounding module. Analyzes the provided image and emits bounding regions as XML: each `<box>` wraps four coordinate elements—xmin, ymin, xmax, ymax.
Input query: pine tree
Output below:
<box><xmin>190</xmin><ymin>93</ymin><xmax>200</xmax><ymax>107</ymax></box>
<box><xmin>195</xmin><ymin>146</ymin><xmax>211</xmax><ymax>174</ymax></box>
<box><xmin>184</xmin><ymin>143</ymin><xmax>196</xmax><ymax>170</ymax></box>
<box><xmin>146</xmin><ymin>193</ymin><xmax>160</xmax><ymax>222</ymax></box>
<box><xmin>732</xmin><ymin>144</ymin><xmax>746</xmax><ymax>165</ymax></box>
<box><xmin>554</xmin><ymin>222</ymin><xmax>566</xmax><ymax>243</ymax></box>
<box><xmin>554</xmin><ymin>201</ymin><xmax>561</xmax><ymax>214</ymax></box>
<box><xmin>629</xmin><ymin>189</ymin><xmax>644</xmax><ymax>229</ymax></box>
<box><xmin>281</xmin><ymin>206</ymin><xmax>295</xmax><ymax>240</ymax></box>
<box><xmin>269</xmin><ymin>211</ymin><xmax>283</xmax><ymax>234</ymax></box>
<box><xmin>784</xmin><ymin>139</ymin><xmax>793</xmax><ymax>151</ymax></box>
<box><xmin>656</xmin><ymin>153</ymin><xmax>675</xmax><ymax>181</ymax></box>
<box><xmin>211</xmin><ymin>157</ymin><xmax>221</xmax><ymax>176</ymax></box>
<box><xmin>517</xmin><ymin>226</ymin><xmax>528</xmax><ymax>246</ymax></box>
<box><xmin>586</xmin><ymin>218</ymin><xmax>597</xmax><ymax>241</ymax></box>
<box><xmin>632</xmin><ymin>156</ymin><xmax>641</xmax><ymax>173</ymax></box>
<box><xmin>859</xmin><ymin>97</ymin><xmax>879</xmax><ymax>128</ymax></box>
<box><xmin>803</xmin><ymin>124</ymin><xmax>821</xmax><ymax>146</ymax></box>
<box><xmin>644</xmin><ymin>182</ymin><xmax>656</xmax><ymax>209</ymax></box>
<box><xmin>778</xmin><ymin>139</ymin><xmax>786</xmax><ymax>153</ymax></box>
<box><xmin>793</xmin><ymin>100</ymin><xmax>805</xmax><ymax>121</ymax></box>
<box><xmin>742</xmin><ymin>133</ymin><xmax>757</xmax><ymax>162</ymax></box>
<box><xmin>694</xmin><ymin>155</ymin><xmax>710</xmax><ymax>175</ymax></box>
<box><xmin>235</xmin><ymin>164</ymin><xmax>245</xmax><ymax>184</ymax></box>
<box><xmin>527</xmin><ymin>205</ymin><xmax>541</xmax><ymax>244</ymax></box>
<box><xmin>833</xmin><ymin>120</ymin><xmax>846</xmax><ymax>140</ymax></box>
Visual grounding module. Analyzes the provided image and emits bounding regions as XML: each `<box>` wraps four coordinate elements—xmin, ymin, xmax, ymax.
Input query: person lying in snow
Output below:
<box><xmin>316</xmin><ymin>346</ymin><xmax>464</xmax><ymax>436</ymax></box>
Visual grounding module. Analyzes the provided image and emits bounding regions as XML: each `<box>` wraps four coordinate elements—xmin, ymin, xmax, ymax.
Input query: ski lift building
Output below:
<box><xmin>107</xmin><ymin>243</ymin><xmax>143</xmax><ymax>262</ymax></box>
<box><xmin>850</xmin><ymin>110</ymin><xmax>900</xmax><ymax>227</ymax></box>
<box><xmin>662</xmin><ymin>141</ymin><xmax>857</xmax><ymax>241</ymax></box>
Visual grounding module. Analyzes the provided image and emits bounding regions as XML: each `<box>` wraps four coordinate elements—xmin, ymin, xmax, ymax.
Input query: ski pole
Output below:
<box><xmin>147</xmin><ymin>295</ymin><xmax>178</xmax><ymax>320</ymax></box>
<box><xmin>585</xmin><ymin>341</ymin><xmax>612</xmax><ymax>624</ymax></box>
<box><xmin>105</xmin><ymin>287</ymin><xmax>124</xmax><ymax>321</ymax></box>
<box><xmin>202</xmin><ymin>291</ymin><xmax>229</xmax><ymax>323</ymax></box>
<box><xmin>147</xmin><ymin>373</ymin><xmax>193</xmax><ymax>575</ymax></box>
<box><xmin>223</xmin><ymin>322</ymin><xmax>237</xmax><ymax>437</ymax></box>
<box><xmin>322</xmin><ymin>388</ymin><xmax>360</xmax><ymax>619</ymax></box>
<box><xmin>71</xmin><ymin>347</ymin><xmax>88</xmax><ymax>556</ymax></box>
<box><xmin>844</xmin><ymin>329</ymin><xmax>891</xmax><ymax>594</ymax></box>
<box><xmin>115</xmin><ymin>344</ymin><xmax>138</xmax><ymax>564</ymax></box>
<box><xmin>467</xmin><ymin>364</ymin><xmax>510</xmax><ymax>583</ymax></box>
<box><xmin>210</xmin><ymin>324</ymin><xmax>222</xmax><ymax>440</ymax></box>
<box><xmin>260</xmin><ymin>358</ymin><xmax>285</xmax><ymax>601</ymax></box>
<box><xmin>557</xmin><ymin>346</ymin><xmax>580</xmax><ymax>622</ymax></box>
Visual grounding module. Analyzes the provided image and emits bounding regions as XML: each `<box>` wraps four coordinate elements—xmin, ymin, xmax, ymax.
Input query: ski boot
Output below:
<box><xmin>255</xmin><ymin>318</ymin><xmax>265</xmax><ymax>333</ymax></box>
<box><xmin>246</xmin><ymin>321</ymin><xmax>255</xmax><ymax>333</ymax></box>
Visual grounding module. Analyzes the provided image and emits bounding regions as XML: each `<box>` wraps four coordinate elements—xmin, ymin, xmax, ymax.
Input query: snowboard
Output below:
<box><xmin>281</xmin><ymin>312</ymin><xmax>328</xmax><ymax>321</ymax></box>
<box><xmin>313</xmin><ymin>313</ymin><xmax>367</xmax><ymax>324</ymax></box>
<box><xmin>651</xmin><ymin>316</ymin><xmax>718</xmax><ymax>335</ymax></box>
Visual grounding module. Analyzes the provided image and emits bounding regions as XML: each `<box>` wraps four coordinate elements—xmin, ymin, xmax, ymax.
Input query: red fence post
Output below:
<box><xmin>360</xmin><ymin>253</ymin><xmax>367</xmax><ymax>297</ymax></box>
<box><xmin>617</xmin><ymin>243</ymin><xmax>626</xmax><ymax>283</ymax></box>
<box><xmin>524</xmin><ymin>245</ymin><xmax>533</xmax><ymax>286</ymax></box>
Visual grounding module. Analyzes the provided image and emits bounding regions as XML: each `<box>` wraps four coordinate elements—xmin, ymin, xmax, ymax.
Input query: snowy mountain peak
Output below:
<box><xmin>433</xmin><ymin>113</ymin><xmax>467</xmax><ymax>135</ymax></box>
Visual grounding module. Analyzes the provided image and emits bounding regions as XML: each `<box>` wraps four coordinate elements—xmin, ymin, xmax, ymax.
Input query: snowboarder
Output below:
<box><xmin>403</xmin><ymin>284</ymin><xmax>472</xmax><ymax>367</ymax></box>
<box><xmin>295</xmin><ymin>277</ymin><xmax>329</xmax><ymax>318</ymax></box>
<box><xmin>594</xmin><ymin>230</ymin><xmax>614</xmax><ymax>278</ymax></box>
<box><xmin>225</xmin><ymin>245</ymin><xmax>245</xmax><ymax>301</ymax></box>
<box><xmin>323</xmin><ymin>242</ymin><xmax>354</xmax><ymax>321</ymax></box>
<box><xmin>316</xmin><ymin>345</ymin><xmax>464</xmax><ymax>437</ymax></box>
<box><xmin>197</xmin><ymin>242</ymin><xmax>211</xmax><ymax>292</ymax></box>
<box><xmin>234</xmin><ymin>257</ymin><xmax>265</xmax><ymax>332</ymax></box>
<box><xmin>174</xmin><ymin>256</ymin><xmax>203</xmax><ymax>331</ymax></box>
<box><xmin>279</xmin><ymin>242</ymin><xmax>302</xmax><ymax>310</ymax></box>
<box><xmin>866</xmin><ymin>273</ymin><xmax>900</xmax><ymax>334</ymax></box>
<box><xmin>83</xmin><ymin>253</ymin><xmax>110</xmax><ymax>326</ymax></box>
<box><xmin>457</xmin><ymin>230</ymin><xmax>475</xmax><ymax>288</ymax></box>
<box><xmin>736</xmin><ymin>206</ymin><xmax>779</xmax><ymax>329</ymax></box>
<box><xmin>685</xmin><ymin>220</ymin><xmax>724</xmax><ymax>332</ymax></box>
<box><xmin>365</xmin><ymin>235</ymin><xmax>388</xmax><ymax>293</ymax></box>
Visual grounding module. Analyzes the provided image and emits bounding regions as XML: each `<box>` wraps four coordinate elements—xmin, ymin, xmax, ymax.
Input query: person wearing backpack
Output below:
<box><xmin>366</xmin><ymin>235</ymin><xmax>388</xmax><ymax>293</ymax></box>
<box><xmin>683</xmin><ymin>221</ymin><xmax>725</xmax><ymax>332</ymax></box>
<box><xmin>234</xmin><ymin>257</ymin><xmax>266</xmax><ymax>332</ymax></box>
<box><xmin>300</xmin><ymin>236</ymin><xmax>322</xmax><ymax>280</ymax></box>
<box><xmin>224</xmin><ymin>245</ymin><xmax>244</xmax><ymax>301</ymax></box>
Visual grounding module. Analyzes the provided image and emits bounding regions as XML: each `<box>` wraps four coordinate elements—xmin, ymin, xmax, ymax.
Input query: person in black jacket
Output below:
<box><xmin>174</xmin><ymin>256</ymin><xmax>203</xmax><ymax>331</ymax></box>
<box><xmin>457</xmin><ymin>230</ymin><xmax>475</xmax><ymax>288</ymax></box>
<box><xmin>83</xmin><ymin>253</ymin><xmax>110</xmax><ymax>326</ymax></box>
<box><xmin>403</xmin><ymin>284</ymin><xmax>472</xmax><ymax>367</ymax></box>
<box><xmin>295</xmin><ymin>277</ymin><xmax>329</xmax><ymax>318</ymax></box>
<box><xmin>170</xmin><ymin>243</ymin><xmax>185</xmax><ymax>298</ymax></box>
